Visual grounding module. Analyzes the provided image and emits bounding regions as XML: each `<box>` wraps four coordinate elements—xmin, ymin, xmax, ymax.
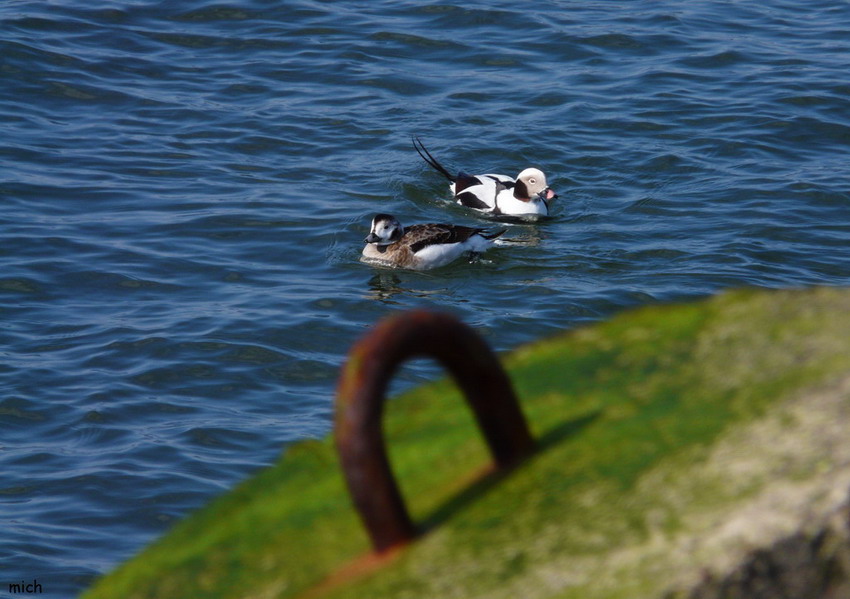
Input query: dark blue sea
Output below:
<box><xmin>2</xmin><ymin>1</ymin><xmax>849</xmax><ymax>595</ymax></box>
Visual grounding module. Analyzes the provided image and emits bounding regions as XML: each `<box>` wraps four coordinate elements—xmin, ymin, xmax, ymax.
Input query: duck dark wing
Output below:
<box><xmin>406</xmin><ymin>224</ymin><xmax>480</xmax><ymax>254</ymax></box>
<box><xmin>454</xmin><ymin>171</ymin><xmax>483</xmax><ymax>195</ymax></box>
<box><xmin>457</xmin><ymin>190</ymin><xmax>491</xmax><ymax>210</ymax></box>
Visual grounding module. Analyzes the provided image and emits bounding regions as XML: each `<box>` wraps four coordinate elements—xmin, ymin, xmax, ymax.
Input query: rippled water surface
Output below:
<box><xmin>2</xmin><ymin>1</ymin><xmax>850</xmax><ymax>595</ymax></box>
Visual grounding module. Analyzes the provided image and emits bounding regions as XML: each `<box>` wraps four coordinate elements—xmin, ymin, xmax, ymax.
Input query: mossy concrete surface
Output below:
<box><xmin>82</xmin><ymin>287</ymin><xmax>850</xmax><ymax>599</ymax></box>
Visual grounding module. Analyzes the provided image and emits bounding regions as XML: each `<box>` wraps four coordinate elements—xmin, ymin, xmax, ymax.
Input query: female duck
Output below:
<box><xmin>362</xmin><ymin>213</ymin><xmax>505</xmax><ymax>270</ymax></box>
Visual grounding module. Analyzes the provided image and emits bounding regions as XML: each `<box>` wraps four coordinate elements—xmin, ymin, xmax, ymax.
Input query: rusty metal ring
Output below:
<box><xmin>335</xmin><ymin>310</ymin><xmax>535</xmax><ymax>553</ymax></box>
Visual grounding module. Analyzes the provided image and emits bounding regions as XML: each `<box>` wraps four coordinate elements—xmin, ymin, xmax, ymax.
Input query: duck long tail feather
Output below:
<box><xmin>412</xmin><ymin>135</ymin><xmax>455</xmax><ymax>183</ymax></box>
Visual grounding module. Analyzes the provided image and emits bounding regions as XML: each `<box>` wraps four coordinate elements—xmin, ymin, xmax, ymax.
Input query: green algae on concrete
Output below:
<box><xmin>82</xmin><ymin>287</ymin><xmax>850</xmax><ymax>599</ymax></box>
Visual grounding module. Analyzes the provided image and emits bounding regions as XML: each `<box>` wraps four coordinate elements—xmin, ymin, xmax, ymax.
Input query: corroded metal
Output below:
<box><xmin>334</xmin><ymin>310</ymin><xmax>535</xmax><ymax>553</ymax></box>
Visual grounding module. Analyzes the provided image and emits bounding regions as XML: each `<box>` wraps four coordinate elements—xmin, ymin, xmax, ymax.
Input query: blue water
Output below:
<box><xmin>2</xmin><ymin>1</ymin><xmax>849</xmax><ymax>595</ymax></box>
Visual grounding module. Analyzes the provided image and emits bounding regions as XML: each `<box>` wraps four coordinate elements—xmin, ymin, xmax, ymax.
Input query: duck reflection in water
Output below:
<box><xmin>365</xmin><ymin>272</ymin><xmax>453</xmax><ymax>303</ymax></box>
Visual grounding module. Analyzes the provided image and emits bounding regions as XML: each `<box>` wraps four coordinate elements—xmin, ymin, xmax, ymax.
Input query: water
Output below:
<box><xmin>2</xmin><ymin>1</ymin><xmax>849</xmax><ymax>595</ymax></box>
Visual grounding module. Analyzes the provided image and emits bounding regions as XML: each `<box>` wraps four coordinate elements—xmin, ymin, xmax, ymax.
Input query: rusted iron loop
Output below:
<box><xmin>334</xmin><ymin>310</ymin><xmax>535</xmax><ymax>553</ymax></box>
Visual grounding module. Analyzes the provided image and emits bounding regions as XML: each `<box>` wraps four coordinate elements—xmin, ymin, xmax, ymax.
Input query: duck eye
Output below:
<box><xmin>529</xmin><ymin>178</ymin><xmax>536</xmax><ymax>184</ymax></box>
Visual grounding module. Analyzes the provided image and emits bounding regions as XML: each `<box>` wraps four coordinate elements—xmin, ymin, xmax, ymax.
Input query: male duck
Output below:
<box><xmin>413</xmin><ymin>136</ymin><xmax>557</xmax><ymax>218</ymax></box>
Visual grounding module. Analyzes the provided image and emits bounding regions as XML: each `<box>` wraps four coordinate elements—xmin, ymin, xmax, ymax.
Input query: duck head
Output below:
<box><xmin>365</xmin><ymin>213</ymin><xmax>403</xmax><ymax>246</ymax></box>
<box><xmin>514</xmin><ymin>168</ymin><xmax>557</xmax><ymax>203</ymax></box>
